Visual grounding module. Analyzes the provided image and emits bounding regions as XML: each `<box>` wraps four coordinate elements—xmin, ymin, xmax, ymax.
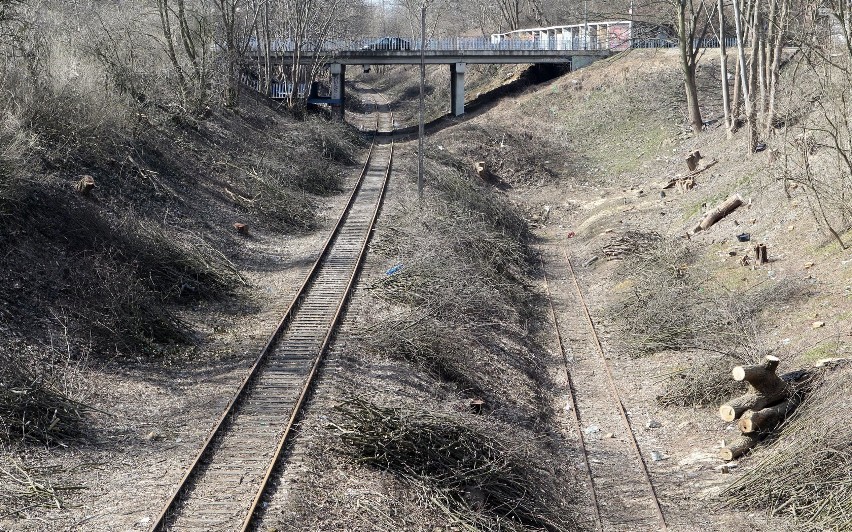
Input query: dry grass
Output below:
<box><xmin>722</xmin><ymin>365</ymin><xmax>851</xmax><ymax>529</ymax></box>
<box><xmin>607</xmin><ymin>239</ymin><xmax>809</xmax><ymax>407</ymax></box>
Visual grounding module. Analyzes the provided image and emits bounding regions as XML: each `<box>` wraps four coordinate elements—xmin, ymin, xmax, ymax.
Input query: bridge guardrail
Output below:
<box><xmin>246</xmin><ymin>35</ymin><xmax>744</xmax><ymax>54</ymax></box>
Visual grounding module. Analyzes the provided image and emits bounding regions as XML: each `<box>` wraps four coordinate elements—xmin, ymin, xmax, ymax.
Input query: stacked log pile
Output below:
<box><xmin>717</xmin><ymin>355</ymin><xmax>809</xmax><ymax>461</ymax></box>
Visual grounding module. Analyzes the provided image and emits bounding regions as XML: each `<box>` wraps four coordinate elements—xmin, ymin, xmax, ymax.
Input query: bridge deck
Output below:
<box><xmin>254</xmin><ymin>49</ymin><xmax>611</xmax><ymax>65</ymax></box>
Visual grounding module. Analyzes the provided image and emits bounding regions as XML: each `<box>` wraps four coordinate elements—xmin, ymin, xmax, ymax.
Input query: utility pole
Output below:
<box><xmin>418</xmin><ymin>3</ymin><xmax>426</xmax><ymax>199</ymax></box>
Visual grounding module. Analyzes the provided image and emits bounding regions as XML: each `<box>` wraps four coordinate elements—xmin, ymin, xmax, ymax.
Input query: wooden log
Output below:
<box><xmin>732</xmin><ymin>355</ymin><xmax>790</xmax><ymax>395</ymax></box>
<box><xmin>718</xmin><ymin>355</ymin><xmax>792</xmax><ymax>421</ymax></box>
<box><xmin>690</xmin><ymin>193</ymin><xmax>744</xmax><ymax>234</ymax></box>
<box><xmin>737</xmin><ymin>395</ymin><xmax>802</xmax><ymax>434</ymax></box>
<box><xmin>719</xmin><ymin>433</ymin><xmax>760</xmax><ymax>461</ymax></box>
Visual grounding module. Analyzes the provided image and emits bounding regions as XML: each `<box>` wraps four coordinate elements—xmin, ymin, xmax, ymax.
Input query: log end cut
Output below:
<box><xmin>719</xmin><ymin>404</ymin><xmax>738</xmax><ymax>422</ymax></box>
<box><xmin>719</xmin><ymin>433</ymin><xmax>760</xmax><ymax>461</ymax></box>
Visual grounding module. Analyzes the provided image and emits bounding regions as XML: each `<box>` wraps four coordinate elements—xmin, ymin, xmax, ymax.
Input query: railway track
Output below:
<box><xmin>541</xmin><ymin>244</ymin><xmax>668</xmax><ymax>532</ymax></box>
<box><xmin>149</xmin><ymin>99</ymin><xmax>394</xmax><ymax>532</ymax></box>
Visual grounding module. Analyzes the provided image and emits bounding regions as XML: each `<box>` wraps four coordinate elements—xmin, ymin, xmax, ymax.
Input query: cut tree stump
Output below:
<box><xmin>754</xmin><ymin>243</ymin><xmax>768</xmax><ymax>264</ymax></box>
<box><xmin>737</xmin><ymin>395</ymin><xmax>802</xmax><ymax>434</ymax></box>
<box><xmin>474</xmin><ymin>161</ymin><xmax>492</xmax><ymax>181</ymax></box>
<box><xmin>690</xmin><ymin>193</ymin><xmax>743</xmax><ymax>234</ymax></box>
<box><xmin>686</xmin><ymin>150</ymin><xmax>703</xmax><ymax>171</ymax></box>
<box><xmin>719</xmin><ymin>433</ymin><xmax>761</xmax><ymax>461</ymax></box>
<box><xmin>75</xmin><ymin>175</ymin><xmax>95</xmax><ymax>195</ymax></box>
<box><xmin>718</xmin><ymin>355</ymin><xmax>792</xmax><ymax>421</ymax></box>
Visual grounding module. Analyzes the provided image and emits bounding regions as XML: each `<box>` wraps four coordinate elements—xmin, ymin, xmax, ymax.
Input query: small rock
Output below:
<box><xmin>145</xmin><ymin>431</ymin><xmax>160</xmax><ymax>442</ymax></box>
<box><xmin>234</xmin><ymin>222</ymin><xmax>249</xmax><ymax>234</ymax></box>
<box><xmin>584</xmin><ymin>425</ymin><xmax>600</xmax><ymax>435</ymax></box>
<box><xmin>646</xmin><ymin>420</ymin><xmax>662</xmax><ymax>429</ymax></box>
<box><xmin>604</xmin><ymin>432</ymin><xmax>614</xmax><ymax>439</ymax></box>
<box><xmin>788</xmin><ymin>225</ymin><xmax>795</xmax><ymax>231</ymax></box>
<box><xmin>650</xmin><ymin>451</ymin><xmax>667</xmax><ymax>461</ymax></box>
<box><xmin>813</xmin><ymin>321</ymin><xmax>826</xmax><ymax>329</ymax></box>
<box><xmin>804</xmin><ymin>261</ymin><xmax>814</xmax><ymax>269</ymax></box>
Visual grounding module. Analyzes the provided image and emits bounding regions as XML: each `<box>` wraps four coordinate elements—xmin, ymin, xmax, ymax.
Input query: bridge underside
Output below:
<box><xmin>255</xmin><ymin>50</ymin><xmax>610</xmax><ymax>118</ymax></box>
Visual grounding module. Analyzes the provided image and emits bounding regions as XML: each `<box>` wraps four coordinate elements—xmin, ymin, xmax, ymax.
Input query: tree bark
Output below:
<box><xmin>719</xmin><ymin>433</ymin><xmax>760</xmax><ymax>461</ymax></box>
<box><xmin>677</xmin><ymin>0</ymin><xmax>704</xmax><ymax>134</ymax></box>
<box><xmin>719</xmin><ymin>355</ymin><xmax>793</xmax><ymax>421</ymax></box>
<box><xmin>719</xmin><ymin>0</ymin><xmax>732</xmax><ymax>135</ymax></box>
<box><xmin>737</xmin><ymin>395</ymin><xmax>801</xmax><ymax>434</ymax></box>
<box><xmin>691</xmin><ymin>193</ymin><xmax>743</xmax><ymax>233</ymax></box>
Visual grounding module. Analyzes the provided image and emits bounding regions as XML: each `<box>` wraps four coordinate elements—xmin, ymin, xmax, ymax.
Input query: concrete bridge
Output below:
<box><xmin>248</xmin><ymin>20</ymin><xmax>710</xmax><ymax>116</ymax></box>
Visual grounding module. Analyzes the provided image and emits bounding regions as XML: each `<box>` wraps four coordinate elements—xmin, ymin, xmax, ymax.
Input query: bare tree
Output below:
<box><xmin>156</xmin><ymin>0</ymin><xmax>215</xmax><ymax>116</ymax></box>
<box><xmin>212</xmin><ymin>0</ymin><xmax>263</xmax><ymax>107</ymax></box>
<box><xmin>673</xmin><ymin>0</ymin><xmax>714</xmax><ymax>135</ymax></box>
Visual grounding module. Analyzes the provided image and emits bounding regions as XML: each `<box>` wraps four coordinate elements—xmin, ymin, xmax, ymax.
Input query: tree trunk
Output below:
<box><xmin>746</xmin><ymin>1</ymin><xmax>761</xmax><ymax>152</ymax></box>
<box><xmin>732</xmin><ymin>0</ymin><xmax>751</xmax><ymax>137</ymax></box>
<box><xmin>719</xmin><ymin>355</ymin><xmax>793</xmax><ymax>421</ymax></box>
<box><xmin>737</xmin><ymin>395</ymin><xmax>801</xmax><ymax>434</ymax></box>
<box><xmin>691</xmin><ymin>193</ymin><xmax>744</xmax><ymax>234</ymax></box>
<box><xmin>719</xmin><ymin>0</ymin><xmax>732</xmax><ymax>135</ymax></box>
<box><xmin>678</xmin><ymin>0</ymin><xmax>703</xmax><ymax>134</ymax></box>
<box><xmin>765</xmin><ymin>0</ymin><xmax>787</xmax><ymax>136</ymax></box>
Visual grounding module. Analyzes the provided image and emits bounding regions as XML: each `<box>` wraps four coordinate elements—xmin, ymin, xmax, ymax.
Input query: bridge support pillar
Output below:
<box><xmin>450</xmin><ymin>62</ymin><xmax>465</xmax><ymax>116</ymax></box>
<box><xmin>569</xmin><ymin>55</ymin><xmax>596</xmax><ymax>71</ymax></box>
<box><xmin>330</xmin><ymin>63</ymin><xmax>346</xmax><ymax>118</ymax></box>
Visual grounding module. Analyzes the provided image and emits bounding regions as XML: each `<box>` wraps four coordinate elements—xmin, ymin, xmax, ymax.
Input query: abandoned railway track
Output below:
<box><xmin>149</xmin><ymin>99</ymin><xmax>393</xmax><ymax>532</ymax></box>
<box><xmin>541</xmin><ymin>244</ymin><xmax>668</xmax><ymax>532</ymax></box>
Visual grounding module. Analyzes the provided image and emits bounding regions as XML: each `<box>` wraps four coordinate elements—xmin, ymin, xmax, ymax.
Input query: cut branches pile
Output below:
<box><xmin>335</xmin><ymin>397</ymin><xmax>577</xmax><ymax>532</ymax></box>
<box><xmin>722</xmin><ymin>364</ymin><xmax>851</xmax><ymax>529</ymax></box>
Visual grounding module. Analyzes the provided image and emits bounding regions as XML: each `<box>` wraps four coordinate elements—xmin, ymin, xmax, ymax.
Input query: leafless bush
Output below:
<box><xmin>335</xmin><ymin>398</ymin><xmax>578</xmax><ymax>532</ymax></box>
<box><xmin>775</xmin><ymin>36</ymin><xmax>852</xmax><ymax>249</ymax></box>
<box><xmin>722</xmin><ymin>365</ymin><xmax>851</xmax><ymax>529</ymax></box>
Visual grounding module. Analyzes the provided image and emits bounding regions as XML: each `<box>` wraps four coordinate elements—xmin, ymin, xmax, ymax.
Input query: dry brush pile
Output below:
<box><xmin>325</xmin><ymin>161</ymin><xmax>581</xmax><ymax>530</ymax></box>
<box><xmin>335</xmin><ymin>398</ymin><xmax>578</xmax><ymax>532</ymax></box>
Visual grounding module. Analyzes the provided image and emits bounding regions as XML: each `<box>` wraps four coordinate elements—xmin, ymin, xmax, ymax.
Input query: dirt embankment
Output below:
<box><xmin>425</xmin><ymin>48</ymin><xmax>851</xmax><ymax>530</ymax></box>
<box><xmin>0</xmin><ymin>89</ymin><xmax>368</xmax><ymax>529</ymax></box>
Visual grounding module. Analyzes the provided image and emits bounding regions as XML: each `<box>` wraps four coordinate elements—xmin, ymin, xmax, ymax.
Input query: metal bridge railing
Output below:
<box><xmin>247</xmin><ymin>36</ymin><xmax>741</xmax><ymax>54</ymax></box>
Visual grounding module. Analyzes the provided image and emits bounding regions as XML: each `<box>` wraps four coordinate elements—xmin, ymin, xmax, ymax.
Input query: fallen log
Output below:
<box><xmin>718</xmin><ymin>355</ymin><xmax>792</xmax><ymax>422</ymax></box>
<box><xmin>690</xmin><ymin>193</ymin><xmax>743</xmax><ymax>234</ymax></box>
<box><xmin>737</xmin><ymin>395</ymin><xmax>801</xmax><ymax>434</ymax></box>
<box><xmin>719</xmin><ymin>433</ymin><xmax>761</xmax><ymax>461</ymax></box>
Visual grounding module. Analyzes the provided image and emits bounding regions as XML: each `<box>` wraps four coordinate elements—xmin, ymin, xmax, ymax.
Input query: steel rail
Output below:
<box><xmin>563</xmin><ymin>251</ymin><xmax>669</xmax><ymax>531</ymax></box>
<box><xmin>539</xmin><ymin>255</ymin><xmax>603</xmax><ymax>532</ymax></box>
<box><xmin>149</xmin><ymin>101</ymin><xmax>391</xmax><ymax>532</ymax></box>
